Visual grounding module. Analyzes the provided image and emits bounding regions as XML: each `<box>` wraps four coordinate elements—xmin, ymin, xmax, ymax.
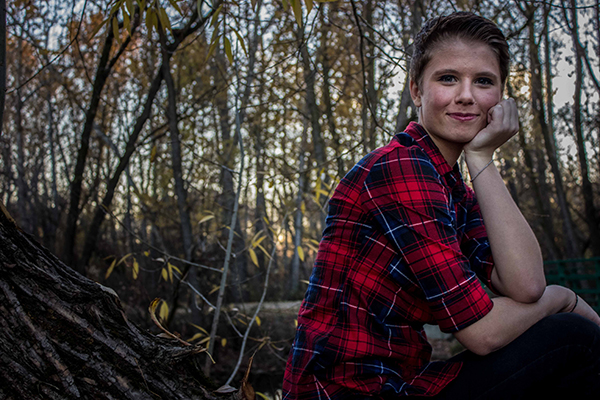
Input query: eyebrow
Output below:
<box><xmin>433</xmin><ymin>68</ymin><xmax>499</xmax><ymax>80</ymax></box>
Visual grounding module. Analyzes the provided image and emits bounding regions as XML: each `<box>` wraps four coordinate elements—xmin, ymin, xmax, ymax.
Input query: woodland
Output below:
<box><xmin>0</xmin><ymin>0</ymin><xmax>599</xmax><ymax>398</ymax></box>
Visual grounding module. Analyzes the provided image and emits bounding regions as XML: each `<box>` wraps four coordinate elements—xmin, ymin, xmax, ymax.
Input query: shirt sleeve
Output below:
<box><xmin>359</xmin><ymin>147</ymin><xmax>493</xmax><ymax>333</ymax></box>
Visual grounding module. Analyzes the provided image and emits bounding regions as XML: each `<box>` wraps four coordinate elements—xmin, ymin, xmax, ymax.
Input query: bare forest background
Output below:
<box><xmin>1</xmin><ymin>0</ymin><xmax>600</xmax><ymax>395</ymax></box>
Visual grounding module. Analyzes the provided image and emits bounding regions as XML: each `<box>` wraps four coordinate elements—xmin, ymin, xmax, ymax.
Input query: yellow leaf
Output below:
<box><xmin>117</xmin><ymin>253</ymin><xmax>132</xmax><ymax>266</ymax></box>
<box><xmin>249</xmin><ymin>248</ymin><xmax>259</xmax><ymax>267</ymax></box>
<box><xmin>132</xmin><ymin>258</ymin><xmax>139</xmax><ymax>280</ymax></box>
<box><xmin>300</xmin><ymin>279</ymin><xmax>310</xmax><ymax>285</ymax></box>
<box><xmin>221</xmin><ymin>338</ymin><xmax>227</xmax><ymax>347</ymax></box>
<box><xmin>282</xmin><ymin>0</ymin><xmax>288</xmax><ymax>11</ymax></box>
<box><xmin>199</xmin><ymin>214</ymin><xmax>214</xmax><ymax>224</ymax></box>
<box><xmin>105</xmin><ymin>258</ymin><xmax>117</xmax><ymax>279</ymax></box>
<box><xmin>297</xmin><ymin>246</ymin><xmax>305</xmax><ymax>262</ymax></box>
<box><xmin>301</xmin><ymin>201</ymin><xmax>306</xmax><ymax>214</ymax></box>
<box><xmin>159</xmin><ymin>301</ymin><xmax>169</xmax><ymax>322</ymax></box>
<box><xmin>310</xmin><ymin>239</ymin><xmax>320</xmax><ymax>246</ymax></box>
<box><xmin>294</xmin><ymin>319</ymin><xmax>298</xmax><ymax>327</ymax></box>
<box><xmin>255</xmin><ymin>316</ymin><xmax>261</xmax><ymax>326</ymax></box>
<box><xmin>199</xmin><ymin>337</ymin><xmax>210</xmax><ymax>346</ymax></box>
<box><xmin>190</xmin><ymin>323</ymin><xmax>209</xmax><ymax>336</ymax></box>
<box><xmin>256</xmin><ymin>393</ymin><xmax>270</xmax><ymax>400</ymax></box>
<box><xmin>170</xmin><ymin>264</ymin><xmax>182</xmax><ymax>275</ymax></box>
<box><xmin>144</xmin><ymin>251</ymin><xmax>150</xmax><ymax>257</ymax></box>
<box><xmin>149</xmin><ymin>298</ymin><xmax>161</xmax><ymax>314</ymax></box>
<box><xmin>167</xmin><ymin>262</ymin><xmax>175</xmax><ymax>283</ymax></box>
<box><xmin>161</xmin><ymin>268</ymin><xmax>168</xmax><ymax>281</ymax></box>
<box><xmin>209</xmin><ymin>285</ymin><xmax>220</xmax><ymax>295</ymax></box>
<box><xmin>188</xmin><ymin>332</ymin><xmax>204</xmax><ymax>342</ymax></box>
<box><xmin>150</xmin><ymin>145</ymin><xmax>157</xmax><ymax>162</ymax></box>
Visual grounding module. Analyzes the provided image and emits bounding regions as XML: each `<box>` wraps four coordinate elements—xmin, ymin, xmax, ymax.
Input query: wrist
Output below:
<box><xmin>546</xmin><ymin>285</ymin><xmax>576</xmax><ymax>314</ymax></box>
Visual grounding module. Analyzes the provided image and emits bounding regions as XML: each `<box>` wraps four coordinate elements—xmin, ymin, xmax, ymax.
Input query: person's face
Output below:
<box><xmin>410</xmin><ymin>39</ymin><xmax>503</xmax><ymax>165</ymax></box>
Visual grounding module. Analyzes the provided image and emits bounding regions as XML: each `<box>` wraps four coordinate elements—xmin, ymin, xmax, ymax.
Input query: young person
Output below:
<box><xmin>283</xmin><ymin>12</ymin><xmax>600</xmax><ymax>399</ymax></box>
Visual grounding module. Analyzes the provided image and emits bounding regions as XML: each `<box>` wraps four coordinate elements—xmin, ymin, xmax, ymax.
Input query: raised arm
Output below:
<box><xmin>456</xmin><ymin>99</ymin><xmax>600</xmax><ymax>355</ymax></box>
<box><xmin>463</xmin><ymin>98</ymin><xmax>545</xmax><ymax>303</ymax></box>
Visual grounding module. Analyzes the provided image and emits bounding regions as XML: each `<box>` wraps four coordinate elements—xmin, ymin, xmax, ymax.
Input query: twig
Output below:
<box><xmin>7</xmin><ymin>0</ymin><xmax>89</xmax><ymax>95</ymax></box>
<box><xmin>225</xmin><ymin>214</ymin><xmax>285</xmax><ymax>386</ymax></box>
<box><xmin>206</xmin><ymin>52</ymin><xmax>246</xmax><ymax>371</ymax></box>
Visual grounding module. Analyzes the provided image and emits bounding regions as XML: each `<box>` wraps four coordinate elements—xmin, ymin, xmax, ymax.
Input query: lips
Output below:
<box><xmin>447</xmin><ymin>113</ymin><xmax>478</xmax><ymax>122</ymax></box>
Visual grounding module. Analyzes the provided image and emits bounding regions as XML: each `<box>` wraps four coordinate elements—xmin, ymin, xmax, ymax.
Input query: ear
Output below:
<box><xmin>410</xmin><ymin>79</ymin><xmax>422</xmax><ymax>107</ymax></box>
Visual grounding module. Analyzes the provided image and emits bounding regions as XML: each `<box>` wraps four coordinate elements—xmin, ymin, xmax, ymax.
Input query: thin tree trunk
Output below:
<box><xmin>565</xmin><ymin>0</ymin><xmax>600</xmax><ymax>256</ymax></box>
<box><xmin>62</xmin><ymin>24</ymin><xmax>116</xmax><ymax>270</ymax></box>
<box><xmin>290</xmin><ymin>114</ymin><xmax>309</xmax><ymax>296</ymax></box>
<box><xmin>160</xmin><ymin>39</ymin><xmax>194</xmax><ymax>264</ymax></box>
<box><xmin>79</xmin><ymin>67</ymin><xmax>164</xmax><ymax>271</ymax></box>
<box><xmin>539</xmin><ymin>5</ymin><xmax>579</xmax><ymax>258</ymax></box>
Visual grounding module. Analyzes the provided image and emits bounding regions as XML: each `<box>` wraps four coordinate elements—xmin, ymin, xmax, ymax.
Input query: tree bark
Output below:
<box><xmin>0</xmin><ymin>0</ymin><xmax>5</xmax><ymax>138</ymax></box>
<box><xmin>0</xmin><ymin>209</ymin><xmax>236</xmax><ymax>400</ymax></box>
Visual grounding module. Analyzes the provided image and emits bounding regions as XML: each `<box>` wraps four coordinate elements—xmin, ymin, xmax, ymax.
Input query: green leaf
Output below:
<box><xmin>123</xmin><ymin>9</ymin><xmax>131</xmax><ymax>34</ymax></box>
<box><xmin>126</xmin><ymin>0</ymin><xmax>134</xmax><ymax>15</ymax></box>
<box><xmin>297</xmin><ymin>246</ymin><xmax>305</xmax><ymax>262</ymax></box>
<box><xmin>210</xmin><ymin>4</ymin><xmax>223</xmax><ymax>27</ymax></box>
<box><xmin>224</xmin><ymin>36</ymin><xmax>234</xmax><ymax>64</ymax></box>
<box><xmin>249</xmin><ymin>248</ymin><xmax>259</xmax><ymax>267</ymax></box>
<box><xmin>305</xmin><ymin>0</ymin><xmax>313</xmax><ymax>14</ymax></box>
<box><xmin>112</xmin><ymin>16</ymin><xmax>121</xmax><ymax>44</ymax></box>
<box><xmin>282</xmin><ymin>0</ymin><xmax>289</xmax><ymax>11</ymax></box>
<box><xmin>233</xmin><ymin>29</ymin><xmax>247</xmax><ymax>57</ymax></box>
<box><xmin>290</xmin><ymin>0</ymin><xmax>302</xmax><ymax>25</ymax></box>
<box><xmin>169</xmin><ymin>0</ymin><xmax>182</xmax><ymax>14</ymax></box>
<box><xmin>158</xmin><ymin>7</ymin><xmax>171</xmax><ymax>31</ymax></box>
<box><xmin>90</xmin><ymin>18</ymin><xmax>109</xmax><ymax>39</ymax></box>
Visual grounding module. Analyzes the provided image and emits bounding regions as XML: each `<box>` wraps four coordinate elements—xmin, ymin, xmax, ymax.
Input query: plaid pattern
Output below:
<box><xmin>283</xmin><ymin>122</ymin><xmax>496</xmax><ymax>399</ymax></box>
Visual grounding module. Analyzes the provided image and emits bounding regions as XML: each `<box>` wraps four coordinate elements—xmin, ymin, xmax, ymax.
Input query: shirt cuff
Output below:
<box><xmin>429</xmin><ymin>276</ymin><xmax>494</xmax><ymax>333</ymax></box>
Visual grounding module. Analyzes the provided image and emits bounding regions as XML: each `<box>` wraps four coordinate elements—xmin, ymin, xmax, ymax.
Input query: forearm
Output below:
<box><xmin>465</xmin><ymin>152</ymin><xmax>545</xmax><ymax>302</ymax></box>
<box><xmin>454</xmin><ymin>285</ymin><xmax>571</xmax><ymax>356</ymax></box>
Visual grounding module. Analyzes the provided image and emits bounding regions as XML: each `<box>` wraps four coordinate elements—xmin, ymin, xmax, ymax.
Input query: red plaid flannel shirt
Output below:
<box><xmin>283</xmin><ymin>122</ymin><xmax>496</xmax><ymax>399</ymax></box>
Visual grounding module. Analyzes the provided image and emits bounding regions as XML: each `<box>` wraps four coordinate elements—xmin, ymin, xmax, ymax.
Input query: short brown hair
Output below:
<box><xmin>410</xmin><ymin>12</ymin><xmax>509</xmax><ymax>87</ymax></box>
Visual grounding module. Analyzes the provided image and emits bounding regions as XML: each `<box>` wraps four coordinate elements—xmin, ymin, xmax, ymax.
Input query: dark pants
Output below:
<box><xmin>429</xmin><ymin>313</ymin><xmax>600</xmax><ymax>399</ymax></box>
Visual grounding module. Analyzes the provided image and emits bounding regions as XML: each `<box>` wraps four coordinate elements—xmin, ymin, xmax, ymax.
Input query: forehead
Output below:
<box><xmin>425</xmin><ymin>38</ymin><xmax>500</xmax><ymax>75</ymax></box>
<box><xmin>422</xmin><ymin>39</ymin><xmax>500</xmax><ymax>78</ymax></box>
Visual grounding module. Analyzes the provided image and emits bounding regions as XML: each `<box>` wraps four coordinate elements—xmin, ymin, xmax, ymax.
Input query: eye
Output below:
<box><xmin>438</xmin><ymin>75</ymin><xmax>457</xmax><ymax>83</ymax></box>
<box><xmin>475</xmin><ymin>77</ymin><xmax>494</xmax><ymax>86</ymax></box>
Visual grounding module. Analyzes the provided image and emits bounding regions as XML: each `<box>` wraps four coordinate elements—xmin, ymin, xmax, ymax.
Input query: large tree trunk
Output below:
<box><xmin>0</xmin><ymin>209</ymin><xmax>239</xmax><ymax>400</ymax></box>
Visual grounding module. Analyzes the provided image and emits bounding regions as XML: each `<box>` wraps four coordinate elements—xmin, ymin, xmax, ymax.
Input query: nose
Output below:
<box><xmin>455</xmin><ymin>82</ymin><xmax>475</xmax><ymax>105</ymax></box>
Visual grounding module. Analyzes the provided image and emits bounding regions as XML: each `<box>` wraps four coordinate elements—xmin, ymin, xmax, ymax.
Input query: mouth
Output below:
<box><xmin>447</xmin><ymin>113</ymin><xmax>479</xmax><ymax>122</ymax></box>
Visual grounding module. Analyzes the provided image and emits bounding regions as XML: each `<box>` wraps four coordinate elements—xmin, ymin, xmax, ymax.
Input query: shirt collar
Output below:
<box><xmin>399</xmin><ymin>122</ymin><xmax>466</xmax><ymax>197</ymax></box>
<box><xmin>402</xmin><ymin>122</ymin><xmax>454</xmax><ymax>176</ymax></box>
